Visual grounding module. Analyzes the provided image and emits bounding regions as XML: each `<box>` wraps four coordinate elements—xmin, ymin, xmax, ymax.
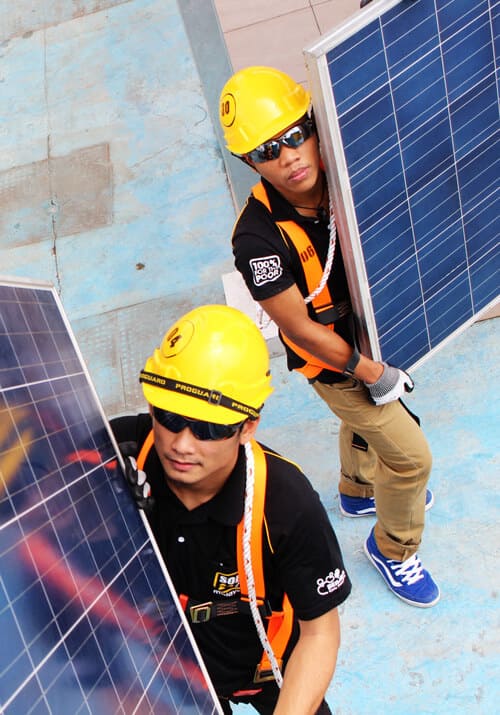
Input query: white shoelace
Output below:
<box><xmin>391</xmin><ymin>553</ymin><xmax>425</xmax><ymax>586</ymax></box>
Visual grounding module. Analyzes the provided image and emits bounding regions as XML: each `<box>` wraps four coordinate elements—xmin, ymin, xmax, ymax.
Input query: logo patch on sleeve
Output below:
<box><xmin>316</xmin><ymin>569</ymin><xmax>347</xmax><ymax>595</ymax></box>
<box><xmin>249</xmin><ymin>255</ymin><xmax>283</xmax><ymax>286</ymax></box>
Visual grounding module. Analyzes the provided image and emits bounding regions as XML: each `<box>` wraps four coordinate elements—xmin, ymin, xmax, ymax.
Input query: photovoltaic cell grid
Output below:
<box><xmin>0</xmin><ymin>279</ymin><xmax>220</xmax><ymax>715</ymax></box>
<box><xmin>305</xmin><ymin>0</ymin><xmax>499</xmax><ymax>368</ymax></box>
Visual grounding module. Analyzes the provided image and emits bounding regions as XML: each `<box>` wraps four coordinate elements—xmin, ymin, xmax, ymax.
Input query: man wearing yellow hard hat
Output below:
<box><xmin>111</xmin><ymin>304</ymin><xmax>351</xmax><ymax>714</ymax></box>
<box><xmin>219</xmin><ymin>66</ymin><xmax>439</xmax><ymax>608</ymax></box>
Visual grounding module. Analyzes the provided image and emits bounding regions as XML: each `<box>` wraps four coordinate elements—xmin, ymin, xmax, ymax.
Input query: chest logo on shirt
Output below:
<box><xmin>316</xmin><ymin>569</ymin><xmax>346</xmax><ymax>596</ymax></box>
<box><xmin>249</xmin><ymin>255</ymin><xmax>283</xmax><ymax>286</ymax></box>
<box><xmin>213</xmin><ymin>570</ymin><xmax>240</xmax><ymax>598</ymax></box>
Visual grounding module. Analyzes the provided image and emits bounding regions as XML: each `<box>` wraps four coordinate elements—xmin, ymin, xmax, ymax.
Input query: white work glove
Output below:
<box><xmin>119</xmin><ymin>441</ymin><xmax>155</xmax><ymax>512</ymax></box>
<box><xmin>364</xmin><ymin>363</ymin><xmax>414</xmax><ymax>406</ymax></box>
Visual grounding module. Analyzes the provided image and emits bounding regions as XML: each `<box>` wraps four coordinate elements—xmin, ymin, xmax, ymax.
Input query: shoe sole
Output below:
<box><xmin>340</xmin><ymin>490</ymin><xmax>434</xmax><ymax>518</ymax></box>
<box><xmin>339</xmin><ymin>505</ymin><xmax>376</xmax><ymax>518</ymax></box>
<box><xmin>363</xmin><ymin>541</ymin><xmax>441</xmax><ymax>608</ymax></box>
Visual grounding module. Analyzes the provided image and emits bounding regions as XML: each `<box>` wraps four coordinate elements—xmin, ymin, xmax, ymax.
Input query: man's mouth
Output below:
<box><xmin>288</xmin><ymin>166</ymin><xmax>309</xmax><ymax>182</ymax></box>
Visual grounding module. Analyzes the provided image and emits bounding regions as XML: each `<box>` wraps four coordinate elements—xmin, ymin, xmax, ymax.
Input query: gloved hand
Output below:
<box><xmin>119</xmin><ymin>441</ymin><xmax>155</xmax><ymax>512</ymax></box>
<box><xmin>364</xmin><ymin>363</ymin><xmax>414</xmax><ymax>406</ymax></box>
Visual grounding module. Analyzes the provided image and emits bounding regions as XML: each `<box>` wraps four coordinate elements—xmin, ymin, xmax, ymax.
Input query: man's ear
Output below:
<box><xmin>239</xmin><ymin>418</ymin><xmax>260</xmax><ymax>444</ymax></box>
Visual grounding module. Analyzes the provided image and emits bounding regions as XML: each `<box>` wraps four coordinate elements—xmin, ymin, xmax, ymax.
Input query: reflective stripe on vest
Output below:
<box><xmin>136</xmin><ymin>432</ymin><xmax>294</xmax><ymax>684</ymax></box>
<box><xmin>251</xmin><ymin>181</ymin><xmax>342</xmax><ymax>379</ymax></box>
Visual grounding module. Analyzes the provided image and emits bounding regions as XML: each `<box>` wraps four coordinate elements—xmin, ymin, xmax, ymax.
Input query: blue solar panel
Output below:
<box><xmin>305</xmin><ymin>0</ymin><xmax>499</xmax><ymax>369</ymax></box>
<box><xmin>0</xmin><ymin>277</ymin><xmax>221</xmax><ymax>714</ymax></box>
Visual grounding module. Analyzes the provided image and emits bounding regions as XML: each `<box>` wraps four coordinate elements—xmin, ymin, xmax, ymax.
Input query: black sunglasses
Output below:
<box><xmin>245</xmin><ymin>118</ymin><xmax>314</xmax><ymax>163</ymax></box>
<box><xmin>152</xmin><ymin>406</ymin><xmax>246</xmax><ymax>441</ymax></box>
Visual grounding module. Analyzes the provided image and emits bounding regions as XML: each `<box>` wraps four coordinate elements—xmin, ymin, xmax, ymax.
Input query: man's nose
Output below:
<box><xmin>279</xmin><ymin>144</ymin><xmax>301</xmax><ymax>163</ymax></box>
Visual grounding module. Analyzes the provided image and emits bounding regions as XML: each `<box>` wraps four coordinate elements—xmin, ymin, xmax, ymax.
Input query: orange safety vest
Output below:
<box><xmin>137</xmin><ymin>433</ymin><xmax>294</xmax><ymax>684</ymax></box>
<box><xmin>251</xmin><ymin>181</ymin><xmax>344</xmax><ymax>380</ymax></box>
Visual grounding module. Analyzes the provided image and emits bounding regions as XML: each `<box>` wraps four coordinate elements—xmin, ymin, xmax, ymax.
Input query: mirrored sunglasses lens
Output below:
<box><xmin>248</xmin><ymin>121</ymin><xmax>312</xmax><ymax>163</ymax></box>
<box><xmin>249</xmin><ymin>142</ymin><xmax>280</xmax><ymax>163</ymax></box>
<box><xmin>282</xmin><ymin>126</ymin><xmax>307</xmax><ymax>148</ymax></box>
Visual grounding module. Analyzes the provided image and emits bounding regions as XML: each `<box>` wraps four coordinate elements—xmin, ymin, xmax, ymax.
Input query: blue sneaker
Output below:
<box><xmin>364</xmin><ymin>527</ymin><xmax>440</xmax><ymax>607</ymax></box>
<box><xmin>339</xmin><ymin>488</ymin><xmax>434</xmax><ymax>517</ymax></box>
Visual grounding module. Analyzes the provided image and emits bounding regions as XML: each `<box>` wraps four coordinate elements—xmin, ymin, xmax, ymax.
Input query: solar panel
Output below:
<box><xmin>0</xmin><ymin>277</ymin><xmax>221</xmax><ymax>715</ymax></box>
<box><xmin>305</xmin><ymin>0</ymin><xmax>499</xmax><ymax>369</ymax></box>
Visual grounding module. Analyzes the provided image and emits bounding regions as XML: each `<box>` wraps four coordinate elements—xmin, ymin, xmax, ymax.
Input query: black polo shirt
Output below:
<box><xmin>232</xmin><ymin>176</ymin><xmax>353</xmax><ymax>382</ymax></box>
<box><xmin>111</xmin><ymin>414</ymin><xmax>351</xmax><ymax>696</ymax></box>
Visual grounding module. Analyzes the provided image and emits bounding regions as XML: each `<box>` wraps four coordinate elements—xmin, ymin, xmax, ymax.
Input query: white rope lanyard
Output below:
<box><xmin>242</xmin><ymin>442</ymin><xmax>283</xmax><ymax>688</ymax></box>
<box><xmin>304</xmin><ymin>194</ymin><xmax>337</xmax><ymax>304</ymax></box>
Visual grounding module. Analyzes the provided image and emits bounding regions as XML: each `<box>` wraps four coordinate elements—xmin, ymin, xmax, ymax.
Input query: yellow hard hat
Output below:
<box><xmin>140</xmin><ymin>305</ymin><xmax>273</xmax><ymax>424</ymax></box>
<box><xmin>219</xmin><ymin>65</ymin><xmax>311</xmax><ymax>155</ymax></box>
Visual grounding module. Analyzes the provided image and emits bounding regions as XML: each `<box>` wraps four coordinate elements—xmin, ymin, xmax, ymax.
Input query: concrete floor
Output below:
<box><xmin>233</xmin><ymin>316</ymin><xmax>499</xmax><ymax>714</ymax></box>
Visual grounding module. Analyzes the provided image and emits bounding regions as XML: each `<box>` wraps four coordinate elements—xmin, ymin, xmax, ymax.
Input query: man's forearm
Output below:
<box><xmin>282</xmin><ymin>320</ymin><xmax>384</xmax><ymax>383</ymax></box>
<box><xmin>259</xmin><ymin>287</ymin><xmax>384</xmax><ymax>383</ymax></box>
<box><xmin>274</xmin><ymin>611</ymin><xmax>340</xmax><ymax>715</ymax></box>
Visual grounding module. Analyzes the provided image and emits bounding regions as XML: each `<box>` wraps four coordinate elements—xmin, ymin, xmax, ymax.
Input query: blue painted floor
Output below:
<box><xmin>235</xmin><ymin>317</ymin><xmax>499</xmax><ymax>714</ymax></box>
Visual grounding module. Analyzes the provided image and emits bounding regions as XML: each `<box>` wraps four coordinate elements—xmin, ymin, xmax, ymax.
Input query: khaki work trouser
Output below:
<box><xmin>312</xmin><ymin>378</ymin><xmax>432</xmax><ymax>561</ymax></box>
